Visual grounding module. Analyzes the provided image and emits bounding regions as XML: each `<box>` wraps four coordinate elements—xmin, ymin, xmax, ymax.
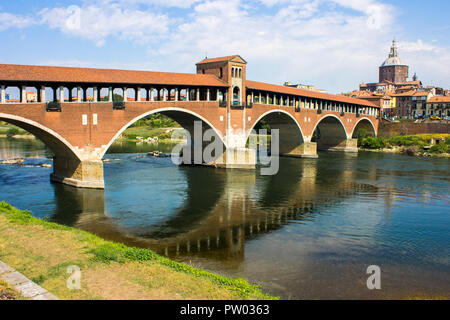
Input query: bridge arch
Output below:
<box><xmin>312</xmin><ymin>114</ymin><xmax>348</xmax><ymax>151</ymax></box>
<box><xmin>245</xmin><ymin>110</ymin><xmax>306</xmax><ymax>157</ymax></box>
<box><xmin>351</xmin><ymin>118</ymin><xmax>377</xmax><ymax>138</ymax></box>
<box><xmin>0</xmin><ymin>113</ymin><xmax>81</xmax><ymax>160</ymax></box>
<box><xmin>100</xmin><ymin>107</ymin><xmax>227</xmax><ymax>159</ymax></box>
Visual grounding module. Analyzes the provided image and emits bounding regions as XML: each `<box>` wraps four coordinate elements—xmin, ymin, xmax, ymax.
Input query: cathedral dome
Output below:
<box><xmin>381</xmin><ymin>40</ymin><xmax>406</xmax><ymax>67</ymax></box>
<box><xmin>381</xmin><ymin>56</ymin><xmax>404</xmax><ymax>67</ymax></box>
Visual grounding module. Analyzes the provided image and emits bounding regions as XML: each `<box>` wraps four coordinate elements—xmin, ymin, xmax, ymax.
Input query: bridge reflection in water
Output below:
<box><xmin>48</xmin><ymin>154</ymin><xmax>380</xmax><ymax>263</ymax></box>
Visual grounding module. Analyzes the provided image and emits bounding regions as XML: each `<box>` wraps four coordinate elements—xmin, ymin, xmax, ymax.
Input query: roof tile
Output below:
<box><xmin>246</xmin><ymin>80</ymin><xmax>378</xmax><ymax>107</ymax></box>
<box><xmin>0</xmin><ymin>64</ymin><xmax>228</xmax><ymax>87</ymax></box>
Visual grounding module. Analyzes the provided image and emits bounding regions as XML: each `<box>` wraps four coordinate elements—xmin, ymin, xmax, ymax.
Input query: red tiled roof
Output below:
<box><xmin>196</xmin><ymin>55</ymin><xmax>246</xmax><ymax>65</ymax></box>
<box><xmin>391</xmin><ymin>90</ymin><xmax>416</xmax><ymax>97</ymax></box>
<box><xmin>397</xmin><ymin>81</ymin><xmax>421</xmax><ymax>86</ymax></box>
<box><xmin>0</xmin><ymin>64</ymin><xmax>228</xmax><ymax>87</ymax></box>
<box><xmin>428</xmin><ymin>96</ymin><xmax>450</xmax><ymax>103</ymax></box>
<box><xmin>412</xmin><ymin>91</ymin><xmax>429</xmax><ymax>97</ymax></box>
<box><xmin>246</xmin><ymin>80</ymin><xmax>378</xmax><ymax>107</ymax></box>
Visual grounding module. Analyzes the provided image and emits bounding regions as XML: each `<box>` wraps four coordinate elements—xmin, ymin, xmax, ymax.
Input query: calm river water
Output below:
<box><xmin>0</xmin><ymin>137</ymin><xmax>449</xmax><ymax>299</ymax></box>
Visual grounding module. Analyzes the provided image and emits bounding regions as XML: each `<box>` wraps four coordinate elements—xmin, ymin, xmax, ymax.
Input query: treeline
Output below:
<box><xmin>130</xmin><ymin>114</ymin><xmax>179</xmax><ymax>128</ymax></box>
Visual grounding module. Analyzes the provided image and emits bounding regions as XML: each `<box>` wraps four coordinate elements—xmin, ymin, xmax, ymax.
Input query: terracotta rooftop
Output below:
<box><xmin>196</xmin><ymin>55</ymin><xmax>246</xmax><ymax>65</ymax></box>
<box><xmin>246</xmin><ymin>80</ymin><xmax>379</xmax><ymax>108</ymax></box>
<box><xmin>397</xmin><ymin>80</ymin><xmax>422</xmax><ymax>86</ymax></box>
<box><xmin>412</xmin><ymin>91</ymin><xmax>430</xmax><ymax>97</ymax></box>
<box><xmin>391</xmin><ymin>90</ymin><xmax>416</xmax><ymax>97</ymax></box>
<box><xmin>428</xmin><ymin>96</ymin><xmax>450</xmax><ymax>103</ymax></box>
<box><xmin>0</xmin><ymin>64</ymin><xmax>229</xmax><ymax>87</ymax></box>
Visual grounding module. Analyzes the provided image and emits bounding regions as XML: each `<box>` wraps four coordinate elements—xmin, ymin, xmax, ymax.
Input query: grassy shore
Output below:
<box><xmin>0</xmin><ymin>202</ymin><xmax>276</xmax><ymax>300</ymax></box>
<box><xmin>358</xmin><ymin>133</ymin><xmax>450</xmax><ymax>157</ymax></box>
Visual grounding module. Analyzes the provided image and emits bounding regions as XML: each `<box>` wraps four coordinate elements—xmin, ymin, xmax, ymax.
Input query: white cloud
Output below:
<box><xmin>0</xmin><ymin>11</ymin><xmax>36</xmax><ymax>31</ymax></box>
<box><xmin>399</xmin><ymin>39</ymin><xmax>435</xmax><ymax>53</ymax></box>
<box><xmin>331</xmin><ymin>0</ymin><xmax>393</xmax><ymax>29</ymax></box>
<box><xmin>39</xmin><ymin>3</ymin><xmax>173</xmax><ymax>47</ymax></box>
<box><xmin>95</xmin><ymin>0</ymin><xmax>201</xmax><ymax>9</ymax></box>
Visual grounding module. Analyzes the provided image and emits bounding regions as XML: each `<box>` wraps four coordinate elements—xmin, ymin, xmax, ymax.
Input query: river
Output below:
<box><xmin>0</xmin><ymin>137</ymin><xmax>449</xmax><ymax>299</ymax></box>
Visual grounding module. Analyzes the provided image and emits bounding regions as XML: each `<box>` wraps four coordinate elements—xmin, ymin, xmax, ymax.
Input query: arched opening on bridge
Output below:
<box><xmin>352</xmin><ymin>118</ymin><xmax>376</xmax><ymax>139</ymax></box>
<box><xmin>62</xmin><ymin>87</ymin><xmax>70</xmax><ymax>102</ymax></box>
<box><xmin>70</xmin><ymin>87</ymin><xmax>77</xmax><ymax>101</ymax></box>
<box><xmin>169</xmin><ymin>89</ymin><xmax>176</xmax><ymax>101</ymax></box>
<box><xmin>4</xmin><ymin>86</ymin><xmax>19</xmax><ymax>103</ymax></box>
<box><xmin>232</xmin><ymin>86</ymin><xmax>240</xmax><ymax>105</ymax></box>
<box><xmin>312</xmin><ymin>116</ymin><xmax>348</xmax><ymax>151</ymax></box>
<box><xmin>245</xmin><ymin>110</ymin><xmax>315</xmax><ymax>158</ymax></box>
<box><xmin>179</xmin><ymin>89</ymin><xmax>187</xmax><ymax>101</ymax></box>
<box><xmin>0</xmin><ymin>114</ymin><xmax>81</xmax><ymax>156</ymax></box>
<box><xmin>188</xmin><ymin>89</ymin><xmax>196</xmax><ymax>101</ymax></box>
<box><xmin>0</xmin><ymin>113</ymin><xmax>89</xmax><ymax>185</ymax></box>
<box><xmin>127</xmin><ymin>88</ymin><xmax>135</xmax><ymax>101</ymax></box>
<box><xmin>102</xmin><ymin>108</ymin><xmax>226</xmax><ymax>166</ymax></box>
<box><xmin>113</xmin><ymin>88</ymin><xmax>125</xmax><ymax>101</ymax></box>
<box><xmin>24</xmin><ymin>87</ymin><xmax>37</xmax><ymax>103</ymax></box>
<box><xmin>100</xmin><ymin>88</ymin><xmax>109</xmax><ymax>101</ymax></box>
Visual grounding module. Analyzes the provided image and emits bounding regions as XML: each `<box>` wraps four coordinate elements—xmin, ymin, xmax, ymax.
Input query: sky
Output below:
<box><xmin>0</xmin><ymin>0</ymin><xmax>449</xmax><ymax>94</ymax></box>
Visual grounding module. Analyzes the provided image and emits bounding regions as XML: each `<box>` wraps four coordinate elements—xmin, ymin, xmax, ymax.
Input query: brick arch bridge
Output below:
<box><xmin>0</xmin><ymin>55</ymin><xmax>379</xmax><ymax>189</ymax></box>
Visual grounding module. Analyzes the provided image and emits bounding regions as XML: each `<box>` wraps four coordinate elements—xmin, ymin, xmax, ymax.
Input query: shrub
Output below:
<box><xmin>362</xmin><ymin>137</ymin><xmax>387</xmax><ymax>149</ymax></box>
<box><xmin>429</xmin><ymin>143</ymin><xmax>448</xmax><ymax>154</ymax></box>
<box><xmin>6</xmin><ymin>127</ymin><xmax>19</xmax><ymax>138</ymax></box>
<box><xmin>355</xmin><ymin>129</ymin><xmax>367</xmax><ymax>146</ymax></box>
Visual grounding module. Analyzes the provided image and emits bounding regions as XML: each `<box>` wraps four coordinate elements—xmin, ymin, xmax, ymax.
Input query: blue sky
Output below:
<box><xmin>1</xmin><ymin>0</ymin><xmax>449</xmax><ymax>93</ymax></box>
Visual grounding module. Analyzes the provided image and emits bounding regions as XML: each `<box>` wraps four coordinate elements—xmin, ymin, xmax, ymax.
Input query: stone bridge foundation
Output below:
<box><xmin>214</xmin><ymin>147</ymin><xmax>256</xmax><ymax>169</ymax></box>
<box><xmin>280</xmin><ymin>141</ymin><xmax>318</xmax><ymax>158</ymax></box>
<box><xmin>51</xmin><ymin>156</ymin><xmax>105</xmax><ymax>189</ymax></box>
<box><xmin>318</xmin><ymin>138</ymin><xmax>358</xmax><ymax>152</ymax></box>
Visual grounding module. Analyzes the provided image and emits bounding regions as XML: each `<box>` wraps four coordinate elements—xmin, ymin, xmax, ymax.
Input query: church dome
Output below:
<box><xmin>381</xmin><ymin>40</ymin><xmax>406</xmax><ymax>67</ymax></box>
<box><xmin>381</xmin><ymin>56</ymin><xmax>404</xmax><ymax>67</ymax></box>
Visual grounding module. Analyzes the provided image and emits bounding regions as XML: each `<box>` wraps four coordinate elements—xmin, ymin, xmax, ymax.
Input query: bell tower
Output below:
<box><xmin>196</xmin><ymin>55</ymin><xmax>247</xmax><ymax>106</ymax></box>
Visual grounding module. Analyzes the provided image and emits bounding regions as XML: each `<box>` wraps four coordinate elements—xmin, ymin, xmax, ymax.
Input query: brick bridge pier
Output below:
<box><xmin>0</xmin><ymin>55</ymin><xmax>379</xmax><ymax>189</ymax></box>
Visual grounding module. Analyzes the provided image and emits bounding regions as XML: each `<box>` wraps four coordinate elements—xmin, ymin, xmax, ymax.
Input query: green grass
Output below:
<box><xmin>0</xmin><ymin>202</ymin><xmax>277</xmax><ymax>300</ymax></box>
<box><xmin>357</xmin><ymin>133</ymin><xmax>450</xmax><ymax>155</ymax></box>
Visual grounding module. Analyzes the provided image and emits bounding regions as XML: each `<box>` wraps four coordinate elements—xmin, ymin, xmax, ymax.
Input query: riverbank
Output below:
<box><xmin>0</xmin><ymin>202</ymin><xmax>276</xmax><ymax>300</ymax></box>
<box><xmin>0</xmin><ymin>279</ymin><xmax>20</xmax><ymax>300</ymax></box>
<box><xmin>358</xmin><ymin>134</ymin><xmax>450</xmax><ymax>158</ymax></box>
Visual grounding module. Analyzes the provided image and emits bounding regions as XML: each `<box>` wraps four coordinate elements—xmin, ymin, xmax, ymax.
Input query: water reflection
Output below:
<box><xmin>46</xmin><ymin>155</ymin><xmax>383</xmax><ymax>264</ymax></box>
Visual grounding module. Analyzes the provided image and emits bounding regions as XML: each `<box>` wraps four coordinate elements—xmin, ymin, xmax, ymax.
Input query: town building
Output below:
<box><xmin>426</xmin><ymin>96</ymin><xmax>450</xmax><ymax>119</ymax></box>
<box><xmin>283</xmin><ymin>82</ymin><xmax>326</xmax><ymax>93</ymax></box>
